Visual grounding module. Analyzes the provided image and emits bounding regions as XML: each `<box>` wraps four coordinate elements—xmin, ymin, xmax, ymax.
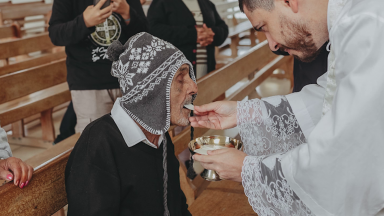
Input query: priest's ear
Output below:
<box><xmin>282</xmin><ymin>0</ymin><xmax>299</xmax><ymax>13</ymax></box>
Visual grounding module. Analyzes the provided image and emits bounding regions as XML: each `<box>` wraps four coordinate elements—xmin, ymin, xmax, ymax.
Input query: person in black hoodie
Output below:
<box><xmin>147</xmin><ymin>0</ymin><xmax>228</xmax><ymax>78</ymax></box>
<box><xmin>48</xmin><ymin>0</ymin><xmax>148</xmax><ymax>133</ymax></box>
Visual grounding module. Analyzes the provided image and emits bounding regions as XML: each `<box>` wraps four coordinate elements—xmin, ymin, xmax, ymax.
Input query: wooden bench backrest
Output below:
<box><xmin>0</xmin><ymin>2</ymin><xmax>52</xmax><ymax>22</ymax></box>
<box><xmin>0</xmin><ymin>32</ymin><xmax>65</xmax><ymax>76</ymax></box>
<box><xmin>0</xmin><ymin>51</ymin><xmax>66</xmax><ymax>76</ymax></box>
<box><xmin>0</xmin><ymin>59</ymin><xmax>67</xmax><ymax>104</ymax></box>
<box><xmin>0</xmin><ymin>22</ymin><xmax>21</xmax><ymax>39</ymax></box>
<box><xmin>214</xmin><ymin>1</ymin><xmax>240</xmax><ymax>26</ymax></box>
<box><xmin>215</xmin><ymin>1</ymin><xmax>238</xmax><ymax>18</ymax></box>
<box><xmin>227</xmin><ymin>21</ymin><xmax>253</xmax><ymax>37</ymax></box>
<box><xmin>0</xmin><ymin>33</ymin><xmax>54</xmax><ymax>59</ymax></box>
<box><xmin>0</xmin><ymin>134</ymin><xmax>80</xmax><ymax>216</ymax></box>
<box><xmin>0</xmin><ymin>152</ymin><xmax>69</xmax><ymax>215</ymax></box>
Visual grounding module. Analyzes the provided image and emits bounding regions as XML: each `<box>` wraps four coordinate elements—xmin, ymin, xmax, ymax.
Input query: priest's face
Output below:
<box><xmin>170</xmin><ymin>64</ymin><xmax>198</xmax><ymax>126</ymax></box>
<box><xmin>243</xmin><ymin>0</ymin><xmax>329</xmax><ymax>62</ymax></box>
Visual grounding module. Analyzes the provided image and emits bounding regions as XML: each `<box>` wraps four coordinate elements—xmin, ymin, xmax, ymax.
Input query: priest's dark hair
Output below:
<box><xmin>239</xmin><ymin>0</ymin><xmax>275</xmax><ymax>13</ymax></box>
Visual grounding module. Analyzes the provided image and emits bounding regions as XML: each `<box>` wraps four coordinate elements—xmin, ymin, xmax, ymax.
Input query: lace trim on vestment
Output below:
<box><xmin>238</xmin><ymin>97</ymin><xmax>315</xmax><ymax>216</ymax></box>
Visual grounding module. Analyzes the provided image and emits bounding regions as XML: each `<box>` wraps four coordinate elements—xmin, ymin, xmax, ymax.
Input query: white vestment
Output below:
<box><xmin>239</xmin><ymin>0</ymin><xmax>384</xmax><ymax>215</ymax></box>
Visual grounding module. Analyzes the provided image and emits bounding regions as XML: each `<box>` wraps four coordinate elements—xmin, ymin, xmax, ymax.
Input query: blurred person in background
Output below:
<box><xmin>49</xmin><ymin>0</ymin><xmax>148</xmax><ymax>133</ymax></box>
<box><xmin>147</xmin><ymin>0</ymin><xmax>228</xmax><ymax>79</ymax></box>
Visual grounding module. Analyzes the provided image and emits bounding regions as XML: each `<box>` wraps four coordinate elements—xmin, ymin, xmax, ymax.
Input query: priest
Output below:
<box><xmin>65</xmin><ymin>32</ymin><xmax>197</xmax><ymax>216</ymax></box>
<box><xmin>190</xmin><ymin>0</ymin><xmax>384</xmax><ymax>215</ymax></box>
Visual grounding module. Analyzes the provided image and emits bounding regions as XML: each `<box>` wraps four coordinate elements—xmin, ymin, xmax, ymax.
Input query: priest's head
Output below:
<box><xmin>239</xmin><ymin>0</ymin><xmax>329</xmax><ymax>62</ymax></box>
<box><xmin>107</xmin><ymin>32</ymin><xmax>198</xmax><ymax>135</ymax></box>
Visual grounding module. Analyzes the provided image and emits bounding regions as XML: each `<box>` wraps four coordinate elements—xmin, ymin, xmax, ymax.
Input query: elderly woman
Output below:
<box><xmin>147</xmin><ymin>0</ymin><xmax>228</xmax><ymax>79</ymax></box>
<box><xmin>65</xmin><ymin>33</ymin><xmax>197</xmax><ymax>215</ymax></box>
<box><xmin>0</xmin><ymin>126</ymin><xmax>34</xmax><ymax>188</ymax></box>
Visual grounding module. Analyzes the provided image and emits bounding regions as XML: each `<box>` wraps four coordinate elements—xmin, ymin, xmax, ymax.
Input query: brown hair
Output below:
<box><xmin>239</xmin><ymin>0</ymin><xmax>275</xmax><ymax>13</ymax></box>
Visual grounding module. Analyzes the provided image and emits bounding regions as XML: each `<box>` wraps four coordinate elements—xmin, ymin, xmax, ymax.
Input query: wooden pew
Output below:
<box><xmin>0</xmin><ymin>50</ymin><xmax>66</xmax><ymax>76</ymax></box>
<box><xmin>0</xmin><ymin>22</ymin><xmax>21</xmax><ymax>67</ymax></box>
<box><xmin>214</xmin><ymin>1</ymin><xmax>262</xmax><ymax>59</ymax></box>
<box><xmin>0</xmin><ymin>32</ymin><xmax>65</xmax><ymax>74</ymax></box>
<box><xmin>214</xmin><ymin>1</ymin><xmax>239</xmax><ymax>27</ymax></box>
<box><xmin>0</xmin><ymin>59</ymin><xmax>71</xmax><ymax>143</ymax></box>
<box><xmin>0</xmin><ymin>2</ymin><xmax>52</xmax><ymax>34</ymax></box>
<box><xmin>0</xmin><ymin>32</ymin><xmax>67</xmax><ymax>142</ymax></box>
<box><xmin>0</xmin><ymin>134</ymin><xmax>80</xmax><ymax>216</ymax></box>
<box><xmin>0</xmin><ymin>22</ymin><xmax>21</xmax><ymax>40</ymax></box>
<box><xmin>0</xmin><ymin>32</ymin><xmax>56</xmax><ymax>61</ymax></box>
<box><xmin>218</xmin><ymin>21</ymin><xmax>257</xmax><ymax>59</ymax></box>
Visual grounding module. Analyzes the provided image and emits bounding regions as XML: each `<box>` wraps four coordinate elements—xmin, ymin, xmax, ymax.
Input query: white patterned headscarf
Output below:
<box><xmin>107</xmin><ymin>32</ymin><xmax>197</xmax><ymax>135</ymax></box>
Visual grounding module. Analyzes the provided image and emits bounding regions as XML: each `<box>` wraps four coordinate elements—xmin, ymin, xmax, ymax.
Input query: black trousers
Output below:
<box><xmin>54</xmin><ymin>101</ymin><xmax>77</xmax><ymax>144</ymax></box>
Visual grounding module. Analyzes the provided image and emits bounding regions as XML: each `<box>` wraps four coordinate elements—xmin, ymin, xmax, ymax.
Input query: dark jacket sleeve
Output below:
<box><xmin>121</xmin><ymin>0</ymin><xmax>148</xmax><ymax>37</ymax></box>
<box><xmin>66</xmin><ymin>125</ymin><xmax>121</xmax><ymax>216</ymax></box>
<box><xmin>147</xmin><ymin>0</ymin><xmax>197</xmax><ymax>47</ymax></box>
<box><xmin>208</xmin><ymin>1</ymin><xmax>228</xmax><ymax>47</ymax></box>
<box><xmin>48</xmin><ymin>0</ymin><xmax>94</xmax><ymax>46</ymax></box>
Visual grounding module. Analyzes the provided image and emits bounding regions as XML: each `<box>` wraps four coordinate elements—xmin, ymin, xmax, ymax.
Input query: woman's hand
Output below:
<box><xmin>0</xmin><ymin>157</ymin><xmax>33</xmax><ymax>189</ymax></box>
<box><xmin>196</xmin><ymin>24</ymin><xmax>215</xmax><ymax>47</ymax></box>
<box><xmin>193</xmin><ymin>148</ymin><xmax>247</xmax><ymax>182</ymax></box>
<box><xmin>189</xmin><ymin>101</ymin><xmax>238</xmax><ymax>130</ymax></box>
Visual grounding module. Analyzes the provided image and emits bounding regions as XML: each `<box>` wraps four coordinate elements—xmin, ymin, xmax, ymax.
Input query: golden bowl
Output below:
<box><xmin>188</xmin><ymin>135</ymin><xmax>243</xmax><ymax>181</ymax></box>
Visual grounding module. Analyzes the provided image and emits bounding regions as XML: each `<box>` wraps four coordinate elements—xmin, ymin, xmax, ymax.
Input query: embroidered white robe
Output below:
<box><xmin>239</xmin><ymin>0</ymin><xmax>384</xmax><ymax>215</ymax></box>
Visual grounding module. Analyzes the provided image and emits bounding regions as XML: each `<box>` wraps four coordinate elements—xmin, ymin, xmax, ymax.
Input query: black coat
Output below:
<box><xmin>65</xmin><ymin>115</ymin><xmax>191</xmax><ymax>216</ymax></box>
<box><xmin>292</xmin><ymin>42</ymin><xmax>329</xmax><ymax>92</ymax></box>
<box><xmin>147</xmin><ymin>0</ymin><xmax>228</xmax><ymax>74</ymax></box>
<box><xmin>273</xmin><ymin>42</ymin><xmax>329</xmax><ymax>92</ymax></box>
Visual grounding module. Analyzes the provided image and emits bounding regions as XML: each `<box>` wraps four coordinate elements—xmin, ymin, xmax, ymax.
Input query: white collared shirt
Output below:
<box><xmin>111</xmin><ymin>98</ymin><xmax>163</xmax><ymax>149</ymax></box>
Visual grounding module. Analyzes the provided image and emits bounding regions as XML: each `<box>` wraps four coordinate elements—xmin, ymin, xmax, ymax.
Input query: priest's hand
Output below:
<box><xmin>189</xmin><ymin>101</ymin><xmax>237</xmax><ymax>130</ymax></box>
<box><xmin>193</xmin><ymin>148</ymin><xmax>246</xmax><ymax>182</ymax></box>
<box><xmin>0</xmin><ymin>157</ymin><xmax>33</xmax><ymax>189</ymax></box>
